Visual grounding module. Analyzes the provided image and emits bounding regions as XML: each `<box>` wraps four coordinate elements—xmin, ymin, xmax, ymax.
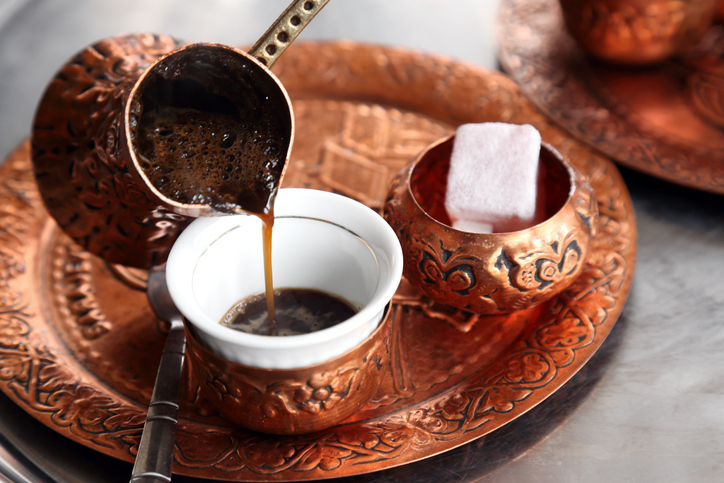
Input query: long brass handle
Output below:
<box><xmin>248</xmin><ymin>0</ymin><xmax>331</xmax><ymax>68</ymax></box>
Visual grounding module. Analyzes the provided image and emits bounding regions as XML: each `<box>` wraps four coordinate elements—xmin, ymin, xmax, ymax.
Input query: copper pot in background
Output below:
<box><xmin>559</xmin><ymin>0</ymin><xmax>719</xmax><ymax>64</ymax></box>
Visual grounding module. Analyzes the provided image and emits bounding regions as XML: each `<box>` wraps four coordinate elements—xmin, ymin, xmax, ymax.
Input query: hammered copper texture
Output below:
<box><xmin>186</xmin><ymin>308</ymin><xmax>391</xmax><ymax>435</ymax></box>
<box><xmin>498</xmin><ymin>0</ymin><xmax>724</xmax><ymax>195</ymax></box>
<box><xmin>0</xmin><ymin>41</ymin><xmax>636</xmax><ymax>481</ymax></box>
<box><xmin>31</xmin><ymin>34</ymin><xmax>295</xmax><ymax>269</ymax></box>
<box><xmin>31</xmin><ymin>33</ymin><xmax>192</xmax><ymax>269</ymax></box>
<box><xmin>384</xmin><ymin>138</ymin><xmax>597</xmax><ymax>314</ymax></box>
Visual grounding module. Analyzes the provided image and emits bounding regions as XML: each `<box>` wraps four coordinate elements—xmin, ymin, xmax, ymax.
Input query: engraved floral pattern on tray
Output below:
<box><xmin>0</xmin><ymin>41</ymin><xmax>636</xmax><ymax>481</ymax></box>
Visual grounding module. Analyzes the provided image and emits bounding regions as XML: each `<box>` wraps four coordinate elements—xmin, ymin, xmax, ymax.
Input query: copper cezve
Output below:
<box><xmin>31</xmin><ymin>35</ymin><xmax>294</xmax><ymax>268</ymax></box>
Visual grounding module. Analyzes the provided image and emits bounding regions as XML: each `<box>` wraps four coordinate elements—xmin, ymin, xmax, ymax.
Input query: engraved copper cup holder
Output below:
<box><xmin>184</xmin><ymin>305</ymin><xmax>393</xmax><ymax>435</ymax></box>
<box><xmin>31</xmin><ymin>35</ymin><xmax>293</xmax><ymax>269</ymax></box>
<box><xmin>384</xmin><ymin>135</ymin><xmax>598</xmax><ymax>314</ymax></box>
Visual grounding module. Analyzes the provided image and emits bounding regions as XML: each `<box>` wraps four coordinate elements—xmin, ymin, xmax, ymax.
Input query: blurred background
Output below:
<box><xmin>0</xmin><ymin>0</ymin><xmax>500</xmax><ymax>161</ymax></box>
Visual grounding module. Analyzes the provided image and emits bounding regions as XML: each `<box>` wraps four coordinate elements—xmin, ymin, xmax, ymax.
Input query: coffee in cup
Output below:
<box><xmin>221</xmin><ymin>288</ymin><xmax>359</xmax><ymax>336</ymax></box>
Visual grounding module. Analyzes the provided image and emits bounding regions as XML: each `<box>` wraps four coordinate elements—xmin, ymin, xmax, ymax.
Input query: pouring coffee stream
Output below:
<box><xmin>132</xmin><ymin>0</ymin><xmax>330</xmax><ymax>323</ymax></box>
<box><xmin>130</xmin><ymin>45</ymin><xmax>292</xmax><ymax>322</ymax></box>
<box><xmin>122</xmin><ymin>1</ymin><xmax>331</xmax><ymax>481</ymax></box>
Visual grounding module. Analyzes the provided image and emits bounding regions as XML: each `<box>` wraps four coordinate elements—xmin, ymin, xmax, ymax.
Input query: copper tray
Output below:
<box><xmin>0</xmin><ymin>41</ymin><xmax>636</xmax><ymax>481</ymax></box>
<box><xmin>498</xmin><ymin>0</ymin><xmax>724</xmax><ymax>195</ymax></box>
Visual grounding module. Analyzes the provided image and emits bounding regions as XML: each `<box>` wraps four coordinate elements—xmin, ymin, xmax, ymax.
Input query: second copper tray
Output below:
<box><xmin>498</xmin><ymin>0</ymin><xmax>724</xmax><ymax>195</ymax></box>
<box><xmin>0</xmin><ymin>41</ymin><xmax>636</xmax><ymax>481</ymax></box>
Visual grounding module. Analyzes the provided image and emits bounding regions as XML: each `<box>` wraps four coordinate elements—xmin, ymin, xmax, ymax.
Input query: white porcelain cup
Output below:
<box><xmin>166</xmin><ymin>188</ymin><xmax>403</xmax><ymax>369</ymax></box>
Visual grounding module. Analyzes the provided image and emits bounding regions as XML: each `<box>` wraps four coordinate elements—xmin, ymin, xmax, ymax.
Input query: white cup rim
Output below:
<box><xmin>166</xmin><ymin>188</ymin><xmax>403</xmax><ymax>357</ymax></box>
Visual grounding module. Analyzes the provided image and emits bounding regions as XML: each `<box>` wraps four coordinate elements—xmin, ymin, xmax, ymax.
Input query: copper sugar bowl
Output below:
<box><xmin>31</xmin><ymin>34</ymin><xmax>293</xmax><ymax>268</ymax></box>
<box><xmin>383</xmin><ymin>135</ymin><xmax>598</xmax><ymax>314</ymax></box>
<box><xmin>559</xmin><ymin>0</ymin><xmax>719</xmax><ymax>64</ymax></box>
<box><xmin>185</xmin><ymin>306</ymin><xmax>393</xmax><ymax>435</ymax></box>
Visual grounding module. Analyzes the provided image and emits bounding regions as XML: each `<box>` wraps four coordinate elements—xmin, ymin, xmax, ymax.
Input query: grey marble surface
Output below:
<box><xmin>1</xmin><ymin>1</ymin><xmax>723</xmax><ymax>482</ymax></box>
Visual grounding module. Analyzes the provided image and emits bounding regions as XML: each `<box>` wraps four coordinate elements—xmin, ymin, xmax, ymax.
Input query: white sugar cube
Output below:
<box><xmin>445</xmin><ymin>123</ymin><xmax>542</xmax><ymax>233</ymax></box>
<box><xmin>451</xmin><ymin>219</ymin><xmax>494</xmax><ymax>234</ymax></box>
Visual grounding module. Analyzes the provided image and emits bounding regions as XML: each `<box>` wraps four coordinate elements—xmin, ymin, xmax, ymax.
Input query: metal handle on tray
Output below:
<box><xmin>129</xmin><ymin>319</ymin><xmax>185</xmax><ymax>483</ymax></box>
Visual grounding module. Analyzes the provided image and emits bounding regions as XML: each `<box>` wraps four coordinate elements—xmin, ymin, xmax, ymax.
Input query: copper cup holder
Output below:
<box><xmin>184</xmin><ymin>305</ymin><xmax>393</xmax><ymax>435</ymax></box>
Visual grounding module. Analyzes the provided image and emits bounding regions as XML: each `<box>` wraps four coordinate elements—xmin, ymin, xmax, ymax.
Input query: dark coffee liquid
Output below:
<box><xmin>132</xmin><ymin>52</ymin><xmax>291</xmax><ymax>215</ymax></box>
<box><xmin>221</xmin><ymin>289</ymin><xmax>358</xmax><ymax>337</ymax></box>
<box><xmin>131</xmin><ymin>47</ymin><xmax>291</xmax><ymax>321</ymax></box>
<box><xmin>135</xmin><ymin>104</ymin><xmax>286</xmax><ymax>214</ymax></box>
